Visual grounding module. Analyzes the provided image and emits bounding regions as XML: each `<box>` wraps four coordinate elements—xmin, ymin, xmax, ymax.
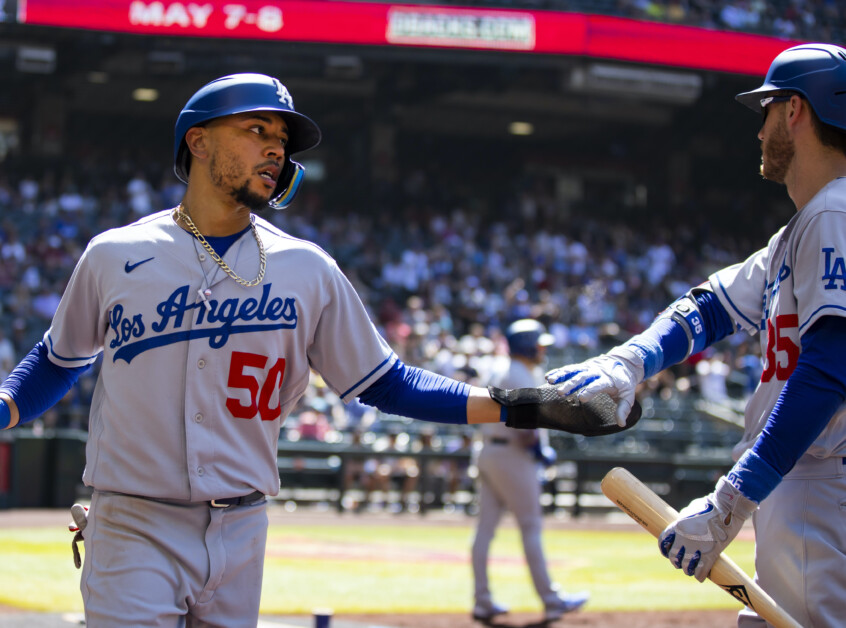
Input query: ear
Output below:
<box><xmin>184</xmin><ymin>126</ymin><xmax>209</xmax><ymax>160</ymax></box>
<box><xmin>786</xmin><ymin>95</ymin><xmax>806</xmax><ymax>130</ymax></box>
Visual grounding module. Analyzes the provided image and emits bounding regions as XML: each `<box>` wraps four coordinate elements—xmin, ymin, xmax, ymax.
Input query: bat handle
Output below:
<box><xmin>601</xmin><ymin>467</ymin><xmax>802</xmax><ymax>628</ymax></box>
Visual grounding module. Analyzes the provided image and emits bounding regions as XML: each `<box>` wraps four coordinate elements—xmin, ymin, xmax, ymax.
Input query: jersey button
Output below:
<box><xmin>198</xmin><ymin>253</ymin><xmax>206</xmax><ymax>261</ymax></box>
<box><xmin>197</xmin><ymin>467</ymin><xmax>205</xmax><ymax>476</ymax></box>
<box><xmin>197</xmin><ymin>359</ymin><xmax>206</xmax><ymax>369</ymax></box>
<box><xmin>194</xmin><ymin>413</ymin><xmax>203</xmax><ymax>423</ymax></box>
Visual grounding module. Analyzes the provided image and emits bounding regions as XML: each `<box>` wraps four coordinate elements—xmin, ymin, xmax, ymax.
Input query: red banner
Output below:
<box><xmin>17</xmin><ymin>0</ymin><xmax>800</xmax><ymax>75</ymax></box>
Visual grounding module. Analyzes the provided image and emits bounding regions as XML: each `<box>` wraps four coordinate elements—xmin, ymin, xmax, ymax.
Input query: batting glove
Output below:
<box><xmin>489</xmin><ymin>385</ymin><xmax>642</xmax><ymax>436</ymax></box>
<box><xmin>658</xmin><ymin>477</ymin><xmax>758</xmax><ymax>582</ymax></box>
<box><xmin>68</xmin><ymin>503</ymin><xmax>89</xmax><ymax>569</ymax></box>
<box><xmin>545</xmin><ymin>348</ymin><xmax>644</xmax><ymax>427</ymax></box>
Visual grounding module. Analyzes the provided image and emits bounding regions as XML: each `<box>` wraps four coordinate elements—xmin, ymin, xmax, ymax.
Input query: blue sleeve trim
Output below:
<box><xmin>798</xmin><ymin>304</ymin><xmax>846</xmax><ymax>333</ymax></box>
<box><xmin>357</xmin><ymin>360</ymin><xmax>470</xmax><ymax>424</ymax></box>
<box><xmin>340</xmin><ymin>354</ymin><xmax>395</xmax><ymax>400</ymax></box>
<box><xmin>712</xmin><ymin>275</ymin><xmax>760</xmax><ymax>331</ymax></box>
<box><xmin>750</xmin><ymin>316</ymin><xmax>846</xmax><ymax>485</ymax></box>
<box><xmin>0</xmin><ymin>342</ymin><xmax>89</xmax><ymax>425</ymax></box>
<box><xmin>45</xmin><ymin>334</ymin><xmax>101</xmax><ymax>365</ymax></box>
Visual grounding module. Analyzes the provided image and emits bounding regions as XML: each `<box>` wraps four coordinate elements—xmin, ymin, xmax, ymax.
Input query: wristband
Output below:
<box><xmin>666</xmin><ymin>296</ymin><xmax>708</xmax><ymax>357</ymax></box>
<box><xmin>0</xmin><ymin>398</ymin><xmax>10</xmax><ymax>430</ymax></box>
<box><xmin>618</xmin><ymin>339</ymin><xmax>662</xmax><ymax>380</ymax></box>
<box><xmin>726</xmin><ymin>449</ymin><xmax>783</xmax><ymax>503</ymax></box>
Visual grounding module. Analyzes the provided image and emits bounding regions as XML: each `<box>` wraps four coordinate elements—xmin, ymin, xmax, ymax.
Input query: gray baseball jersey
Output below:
<box><xmin>710</xmin><ymin>176</ymin><xmax>846</xmax><ymax>460</ymax></box>
<box><xmin>710</xmin><ymin>176</ymin><xmax>846</xmax><ymax>627</ymax></box>
<box><xmin>45</xmin><ymin>208</ymin><xmax>396</xmax><ymax>501</ymax></box>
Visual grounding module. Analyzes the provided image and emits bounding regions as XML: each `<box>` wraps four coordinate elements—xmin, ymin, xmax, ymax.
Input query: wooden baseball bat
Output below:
<box><xmin>600</xmin><ymin>467</ymin><xmax>801</xmax><ymax>628</ymax></box>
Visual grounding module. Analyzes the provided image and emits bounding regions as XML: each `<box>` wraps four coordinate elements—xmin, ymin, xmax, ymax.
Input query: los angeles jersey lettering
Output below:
<box><xmin>43</xmin><ymin>209</ymin><xmax>396</xmax><ymax>502</ymax></box>
<box><xmin>709</xmin><ymin>178</ymin><xmax>846</xmax><ymax>460</ymax></box>
<box><xmin>108</xmin><ymin>283</ymin><xmax>298</xmax><ymax>362</ymax></box>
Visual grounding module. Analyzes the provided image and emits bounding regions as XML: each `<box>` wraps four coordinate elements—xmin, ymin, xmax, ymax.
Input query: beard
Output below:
<box><xmin>760</xmin><ymin>114</ymin><xmax>794</xmax><ymax>184</ymax></box>
<box><xmin>210</xmin><ymin>152</ymin><xmax>270</xmax><ymax>211</ymax></box>
<box><xmin>232</xmin><ymin>181</ymin><xmax>270</xmax><ymax>211</ymax></box>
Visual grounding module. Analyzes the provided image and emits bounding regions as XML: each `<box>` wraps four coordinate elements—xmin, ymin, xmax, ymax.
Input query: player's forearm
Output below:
<box><xmin>466</xmin><ymin>386</ymin><xmax>502</xmax><ymax>424</ymax></box>
<box><xmin>1</xmin><ymin>341</ymin><xmax>88</xmax><ymax>427</ymax></box>
<box><xmin>0</xmin><ymin>393</ymin><xmax>20</xmax><ymax>430</ymax></box>
<box><xmin>623</xmin><ymin>285</ymin><xmax>734</xmax><ymax>378</ymax></box>
<box><xmin>358</xmin><ymin>360</ymin><xmax>483</xmax><ymax>424</ymax></box>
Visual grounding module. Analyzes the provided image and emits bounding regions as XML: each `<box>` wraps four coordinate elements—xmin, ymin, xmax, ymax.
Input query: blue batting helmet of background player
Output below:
<box><xmin>736</xmin><ymin>43</ymin><xmax>846</xmax><ymax>131</ymax></box>
<box><xmin>505</xmin><ymin>319</ymin><xmax>555</xmax><ymax>360</ymax></box>
<box><xmin>173</xmin><ymin>73</ymin><xmax>322</xmax><ymax>209</ymax></box>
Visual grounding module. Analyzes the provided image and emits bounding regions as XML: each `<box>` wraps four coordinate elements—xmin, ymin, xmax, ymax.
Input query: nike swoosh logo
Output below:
<box><xmin>124</xmin><ymin>257</ymin><xmax>155</xmax><ymax>273</ymax></box>
<box><xmin>690</xmin><ymin>503</ymin><xmax>714</xmax><ymax>518</ymax></box>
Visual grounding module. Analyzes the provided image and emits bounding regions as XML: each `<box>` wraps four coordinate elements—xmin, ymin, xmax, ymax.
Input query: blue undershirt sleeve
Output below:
<box><xmin>625</xmin><ymin>287</ymin><xmax>735</xmax><ymax>378</ymax></box>
<box><xmin>727</xmin><ymin>316</ymin><xmax>846</xmax><ymax>503</ymax></box>
<box><xmin>0</xmin><ymin>342</ymin><xmax>90</xmax><ymax>426</ymax></box>
<box><xmin>357</xmin><ymin>360</ymin><xmax>470</xmax><ymax>424</ymax></box>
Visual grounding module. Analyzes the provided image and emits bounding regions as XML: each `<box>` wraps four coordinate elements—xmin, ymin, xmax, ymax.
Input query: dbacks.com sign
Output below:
<box><xmin>387</xmin><ymin>7</ymin><xmax>535</xmax><ymax>50</ymax></box>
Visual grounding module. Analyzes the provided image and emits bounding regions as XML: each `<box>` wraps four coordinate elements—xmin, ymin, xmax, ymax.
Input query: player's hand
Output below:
<box><xmin>489</xmin><ymin>384</ymin><xmax>641</xmax><ymax>436</ymax></box>
<box><xmin>658</xmin><ymin>477</ymin><xmax>758</xmax><ymax>582</ymax></box>
<box><xmin>545</xmin><ymin>352</ymin><xmax>643</xmax><ymax>427</ymax></box>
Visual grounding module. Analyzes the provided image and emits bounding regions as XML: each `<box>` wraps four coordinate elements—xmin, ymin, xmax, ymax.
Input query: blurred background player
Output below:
<box><xmin>471</xmin><ymin>319</ymin><xmax>590</xmax><ymax>622</ymax></box>
<box><xmin>547</xmin><ymin>43</ymin><xmax>846</xmax><ymax>628</ymax></box>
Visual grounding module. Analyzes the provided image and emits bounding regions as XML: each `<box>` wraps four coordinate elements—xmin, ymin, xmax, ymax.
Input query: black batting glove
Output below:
<box><xmin>489</xmin><ymin>384</ymin><xmax>642</xmax><ymax>437</ymax></box>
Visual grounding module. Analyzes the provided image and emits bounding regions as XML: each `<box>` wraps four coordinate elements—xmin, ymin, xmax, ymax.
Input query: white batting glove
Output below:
<box><xmin>658</xmin><ymin>477</ymin><xmax>758</xmax><ymax>582</ymax></box>
<box><xmin>545</xmin><ymin>348</ymin><xmax>644</xmax><ymax>427</ymax></box>
<box><xmin>69</xmin><ymin>503</ymin><xmax>89</xmax><ymax>569</ymax></box>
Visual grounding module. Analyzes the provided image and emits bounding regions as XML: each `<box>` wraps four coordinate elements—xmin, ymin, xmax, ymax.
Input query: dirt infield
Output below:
<box><xmin>0</xmin><ymin>607</ymin><xmax>740</xmax><ymax>627</ymax></box>
<box><xmin>341</xmin><ymin>610</ymin><xmax>739</xmax><ymax>627</ymax></box>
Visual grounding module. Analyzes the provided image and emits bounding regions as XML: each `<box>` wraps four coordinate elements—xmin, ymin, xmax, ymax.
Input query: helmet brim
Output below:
<box><xmin>538</xmin><ymin>333</ymin><xmax>555</xmax><ymax>347</ymax></box>
<box><xmin>735</xmin><ymin>85</ymin><xmax>778</xmax><ymax>113</ymax></box>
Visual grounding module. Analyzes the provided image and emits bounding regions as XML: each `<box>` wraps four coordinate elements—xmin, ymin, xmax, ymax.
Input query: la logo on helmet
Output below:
<box><xmin>273</xmin><ymin>79</ymin><xmax>293</xmax><ymax>109</ymax></box>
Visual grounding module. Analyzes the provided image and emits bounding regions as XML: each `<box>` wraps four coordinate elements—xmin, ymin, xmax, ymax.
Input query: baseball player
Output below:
<box><xmin>472</xmin><ymin>319</ymin><xmax>589</xmax><ymax>622</ymax></box>
<box><xmin>0</xmin><ymin>74</ymin><xmax>629</xmax><ymax>626</ymax></box>
<box><xmin>547</xmin><ymin>43</ymin><xmax>846</xmax><ymax>627</ymax></box>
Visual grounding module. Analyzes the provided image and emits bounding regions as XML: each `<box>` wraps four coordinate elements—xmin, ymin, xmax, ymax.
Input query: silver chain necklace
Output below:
<box><xmin>173</xmin><ymin>203</ymin><xmax>266</xmax><ymax>287</ymax></box>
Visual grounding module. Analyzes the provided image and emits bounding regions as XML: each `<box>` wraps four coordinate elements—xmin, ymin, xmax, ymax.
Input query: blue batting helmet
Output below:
<box><xmin>505</xmin><ymin>319</ymin><xmax>555</xmax><ymax>359</ymax></box>
<box><xmin>735</xmin><ymin>43</ymin><xmax>846</xmax><ymax>131</ymax></box>
<box><xmin>173</xmin><ymin>73</ymin><xmax>322</xmax><ymax>209</ymax></box>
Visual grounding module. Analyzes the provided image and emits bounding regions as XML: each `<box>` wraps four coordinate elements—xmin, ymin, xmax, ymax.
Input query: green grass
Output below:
<box><xmin>0</xmin><ymin>519</ymin><xmax>755</xmax><ymax>615</ymax></box>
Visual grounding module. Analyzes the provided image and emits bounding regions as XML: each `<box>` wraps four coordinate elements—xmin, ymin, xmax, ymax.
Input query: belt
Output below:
<box><xmin>209</xmin><ymin>490</ymin><xmax>265</xmax><ymax>508</ymax></box>
<box><xmin>488</xmin><ymin>437</ymin><xmax>510</xmax><ymax>446</ymax></box>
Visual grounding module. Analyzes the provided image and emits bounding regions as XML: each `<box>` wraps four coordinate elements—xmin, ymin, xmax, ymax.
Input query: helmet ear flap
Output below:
<box><xmin>269</xmin><ymin>158</ymin><xmax>306</xmax><ymax>210</ymax></box>
<box><xmin>174</xmin><ymin>142</ymin><xmax>191</xmax><ymax>184</ymax></box>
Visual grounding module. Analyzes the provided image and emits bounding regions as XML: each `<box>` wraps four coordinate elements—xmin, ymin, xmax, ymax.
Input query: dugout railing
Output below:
<box><xmin>272</xmin><ymin>440</ymin><xmax>733</xmax><ymax>516</ymax></box>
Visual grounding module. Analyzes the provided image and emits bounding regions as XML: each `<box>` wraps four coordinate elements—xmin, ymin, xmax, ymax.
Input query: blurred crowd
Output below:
<box><xmin>0</xmin><ymin>155</ymin><xmax>762</xmax><ymax>441</ymax></box>
<box><xmin>429</xmin><ymin>0</ymin><xmax>845</xmax><ymax>42</ymax></box>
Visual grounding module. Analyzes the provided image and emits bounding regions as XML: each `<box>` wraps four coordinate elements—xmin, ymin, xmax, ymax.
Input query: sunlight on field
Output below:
<box><xmin>260</xmin><ymin>522</ymin><xmax>755</xmax><ymax>614</ymax></box>
<box><xmin>0</xmin><ymin>517</ymin><xmax>755</xmax><ymax>615</ymax></box>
